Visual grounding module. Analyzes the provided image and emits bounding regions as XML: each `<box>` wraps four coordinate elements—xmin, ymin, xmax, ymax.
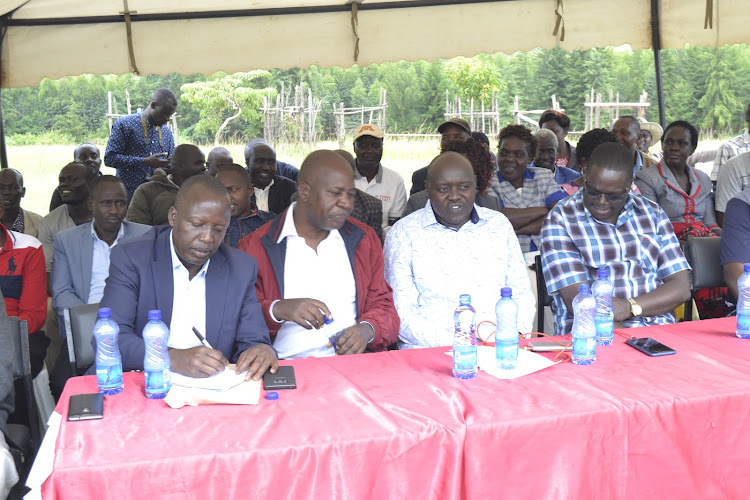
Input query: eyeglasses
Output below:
<box><xmin>582</xmin><ymin>182</ymin><xmax>629</xmax><ymax>202</ymax></box>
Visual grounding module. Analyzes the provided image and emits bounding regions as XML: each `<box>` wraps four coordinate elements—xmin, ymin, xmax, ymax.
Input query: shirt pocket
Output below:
<box><xmin>638</xmin><ymin>234</ymin><xmax>661</xmax><ymax>274</ymax></box>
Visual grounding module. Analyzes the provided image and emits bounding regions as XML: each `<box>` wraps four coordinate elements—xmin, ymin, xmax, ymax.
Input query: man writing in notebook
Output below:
<box><xmin>98</xmin><ymin>175</ymin><xmax>277</xmax><ymax>379</ymax></box>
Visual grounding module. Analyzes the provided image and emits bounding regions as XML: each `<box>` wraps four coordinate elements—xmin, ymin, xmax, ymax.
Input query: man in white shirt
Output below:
<box><xmin>244</xmin><ymin>140</ymin><xmax>296</xmax><ymax>214</ymax></box>
<box><xmin>384</xmin><ymin>152</ymin><xmax>535</xmax><ymax>349</ymax></box>
<box><xmin>97</xmin><ymin>175</ymin><xmax>277</xmax><ymax>379</ymax></box>
<box><xmin>50</xmin><ymin>176</ymin><xmax>150</xmax><ymax>396</ymax></box>
<box><xmin>352</xmin><ymin>124</ymin><xmax>407</xmax><ymax>228</ymax></box>
<box><xmin>239</xmin><ymin>150</ymin><xmax>399</xmax><ymax>359</ymax></box>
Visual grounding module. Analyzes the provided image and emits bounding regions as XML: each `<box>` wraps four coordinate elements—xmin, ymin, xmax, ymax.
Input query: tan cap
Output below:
<box><xmin>438</xmin><ymin>118</ymin><xmax>471</xmax><ymax>134</ymax></box>
<box><xmin>353</xmin><ymin>123</ymin><xmax>384</xmax><ymax>141</ymax></box>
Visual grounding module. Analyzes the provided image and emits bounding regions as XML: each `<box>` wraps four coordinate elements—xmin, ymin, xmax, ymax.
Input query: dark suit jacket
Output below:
<box><xmin>410</xmin><ymin>166</ymin><xmax>428</xmax><ymax>196</ymax></box>
<box><xmin>266</xmin><ymin>175</ymin><xmax>297</xmax><ymax>214</ymax></box>
<box><xmin>97</xmin><ymin>225</ymin><xmax>272</xmax><ymax>371</ymax></box>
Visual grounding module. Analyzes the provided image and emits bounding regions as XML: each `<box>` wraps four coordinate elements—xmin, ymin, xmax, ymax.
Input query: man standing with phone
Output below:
<box><xmin>104</xmin><ymin>88</ymin><xmax>177</xmax><ymax>200</ymax></box>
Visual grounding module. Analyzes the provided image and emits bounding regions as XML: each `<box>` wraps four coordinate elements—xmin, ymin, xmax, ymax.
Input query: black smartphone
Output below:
<box><xmin>68</xmin><ymin>393</ymin><xmax>104</xmax><ymax>421</ymax></box>
<box><xmin>263</xmin><ymin>366</ymin><xmax>297</xmax><ymax>390</ymax></box>
<box><xmin>625</xmin><ymin>337</ymin><xmax>676</xmax><ymax>357</ymax></box>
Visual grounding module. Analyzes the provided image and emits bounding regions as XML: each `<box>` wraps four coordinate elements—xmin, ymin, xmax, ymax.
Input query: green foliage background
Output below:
<box><xmin>3</xmin><ymin>45</ymin><xmax>748</xmax><ymax>145</ymax></box>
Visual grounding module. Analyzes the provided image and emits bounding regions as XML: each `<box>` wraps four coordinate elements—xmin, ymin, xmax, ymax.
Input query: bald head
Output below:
<box><xmin>297</xmin><ymin>150</ymin><xmax>356</xmax><ymax>232</ymax></box>
<box><xmin>206</xmin><ymin>147</ymin><xmax>233</xmax><ymax>176</ymax></box>
<box><xmin>169</xmin><ymin>175</ymin><xmax>230</xmax><ymax>277</ymax></box>
<box><xmin>0</xmin><ymin>168</ymin><xmax>25</xmax><ymax>213</ymax></box>
<box><xmin>333</xmin><ymin>149</ymin><xmax>356</xmax><ymax>170</ymax></box>
<box><xmin>426</xmin><ymin>151</ymin><xmax>474</xmax><ymax>184</ymax></box>
<box><xmin>174</xmin><ymin>174</ymin><xmax>229</xmax><ymax>212</ymax></box>
<box><xmin>426</xmin><ymin>152</ymin><xmax>477</xmax><ymax>229</ymax></box>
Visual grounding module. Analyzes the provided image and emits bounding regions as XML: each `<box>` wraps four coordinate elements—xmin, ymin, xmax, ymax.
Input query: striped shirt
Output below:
<box><xmin>711</xmin><ymin>130</ymin><xmax>750</xmax><ymax>182</ymax></box>
<box><xmin>488</xmin><ymin>166</ymin><xmax>566</xmax><ymax>252</ymax></box>
<box><xmin>540</xmin><ymin>190</ymin><xmax>690</xmax><ymax>335</ymax></box>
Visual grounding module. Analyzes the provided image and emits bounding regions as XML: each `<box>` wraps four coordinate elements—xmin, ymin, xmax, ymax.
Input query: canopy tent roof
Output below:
<box><xmin>0</xmin><ymin>0</ymin><xmax>744</xmax><ymax>88</ymax></box>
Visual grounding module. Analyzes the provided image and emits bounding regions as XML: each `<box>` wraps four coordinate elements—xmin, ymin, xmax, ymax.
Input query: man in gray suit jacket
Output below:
<box><xmin>49</xmin><ymin>176</ymin><xmax>149</xmax><ymax>397</ymax></box>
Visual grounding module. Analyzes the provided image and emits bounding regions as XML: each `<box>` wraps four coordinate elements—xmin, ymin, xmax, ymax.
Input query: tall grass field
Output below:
<box><xmin>9</xmin><ymin>136</ymin><xmax>721</xmax><ymax>218</ymax></box>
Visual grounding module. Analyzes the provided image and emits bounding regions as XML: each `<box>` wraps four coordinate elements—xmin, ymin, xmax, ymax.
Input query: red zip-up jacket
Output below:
<box><xmin>0</xmin><ymin>224</ymin><xmax>46</xmax><ymax>333</ymax></box>
<box><xmin>238</xmin><ymin>210</ymin><xmax>399</xmax><ymax>351</ymax></box>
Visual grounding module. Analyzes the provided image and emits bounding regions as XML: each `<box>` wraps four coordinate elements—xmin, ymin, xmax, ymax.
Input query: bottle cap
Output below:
<box><xmin>579</xmin><ymin>284</ymin><xmax>590</xmax><ymax>293</ymax></box>
<box><xmin>500</xmin><ymin>287</ymin><xmax>512</xmax><ymax>298</ymax></box>
<box><xmin>148</xmin><ymin>309</ymin><xmax>162</xmax><ymax>321</ymax></box>
<box><xmin>744</xmin><ymin>263</ymin><xmax>750</xmax><ymax>273</ymax></box>
<box><xmin>265</xmin><ymin>391</ymin><xmax>279</xmax><ymax>400</ymax></box>
<box><xmin>597</xmin><ymin>268</ymin><xmax>609</xmax><ymax>279</ymax></box>
<box><xmin>98</xmin><ymin>307</ymin><xmax>111</xmax><ymax>319</ymax></box>
<box><xmin>324</xmin><ymin>316</ymin><xmax>334</xmax><ymax>325</ymax></box>
<box><xmin>459</xmin><ymin>294</ymin><xmax>471</xmax><ymax>304</ymax></box>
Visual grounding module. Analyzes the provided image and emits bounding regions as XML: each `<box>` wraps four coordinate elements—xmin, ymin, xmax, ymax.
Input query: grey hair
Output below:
<box><xmin>534</xmin><ymin>128</ymin><xmax>559</xmax><ymax>150</ymax></box>
<box><xmin>244</xmin><ymin>138</ymin><xmax>275</xmax><ymax>166</ymax></box>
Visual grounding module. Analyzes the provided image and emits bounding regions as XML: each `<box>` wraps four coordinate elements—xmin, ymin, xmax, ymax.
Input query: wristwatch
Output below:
<box><xmin>627</xmin><ymin>298</ymin><xmax>642</xmax><ymax>318</ymax></box>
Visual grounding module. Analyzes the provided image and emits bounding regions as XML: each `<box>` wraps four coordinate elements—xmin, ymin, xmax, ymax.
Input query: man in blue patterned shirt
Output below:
<box><xmin>104</xmin><ymin>88</ymin><xmax>177</xmax><ymax>200</ymax></box>
<box><xmin>540</xmin><ymin>143</ymin><xmax>690</xmax><ymax>335</ymax></box>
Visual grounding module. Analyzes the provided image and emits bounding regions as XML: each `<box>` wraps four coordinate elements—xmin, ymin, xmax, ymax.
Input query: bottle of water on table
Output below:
<box><xmin>453</xmin><ymin>294</ymin><xmax>477</xmax><ymax>379</ymax></box>
<box><xmin>143</xmin><ymin>310</ymin><xmax>172</xmax><ymax>399</ymax></box>
<box><xmin>736</xmin><ymin>263</ymin><xmax>750</xmax><ymax>339</ymax></box>
<box><xmin>94</xmin><ymin>307</ymin><xmax>123</xmax><ymax>395</ymax></box>
<box><xmin>571</xmin><ymin>284</ymin><xmax>597</xmax><ymax>365</ymax></box>
<box><xmin>495</xmin><ymin>287</ymin><xmax>519</xmax><ymax>370</ymax></box>
<box><xmin>592</xmin><ymin>268</ymin><xmax>614</xmax><ymax>346</ymax></box>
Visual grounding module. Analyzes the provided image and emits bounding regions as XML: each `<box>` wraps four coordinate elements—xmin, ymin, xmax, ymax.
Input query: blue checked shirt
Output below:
<box><xmin>540</xmin><ymin>190</ymin><xmax>690</xmax><ymax>335</ymax></box>
<box><xmin>104</xmin><ymin>112</ymin><xmax>175</xmax><ymax>200</ymax></box>
<box><xmin>488</xmin><ymin>166</ymin><xmax>567</xmax><ymax>252</ymax></box>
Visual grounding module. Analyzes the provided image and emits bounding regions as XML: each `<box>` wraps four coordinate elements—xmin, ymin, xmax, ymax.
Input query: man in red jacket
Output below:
<box><xmin>0</xmin><ymin>194</ymin><xmax>47</xmax><ymax>376</ymax></box>
<box><xmin>238</xmin><ymin>150</ymin><xmax>398</xmax><ymax>359</ymax></box>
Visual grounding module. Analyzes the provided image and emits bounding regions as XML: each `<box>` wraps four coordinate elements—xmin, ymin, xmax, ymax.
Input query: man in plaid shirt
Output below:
<box><xmin>540</xmin><ymin>143</ymin><xmax>690</xmax><ymax>335</ymax></box>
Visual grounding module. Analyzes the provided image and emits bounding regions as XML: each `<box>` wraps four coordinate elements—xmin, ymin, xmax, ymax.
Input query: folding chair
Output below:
<box><xmin>682</xmin><ymin>236</ymin><xmax>725</xmax><ymax>321</ymax></box>
<box><xmin>534</xmin><ymin>254</ymin><xmax>553</xmax><ymax>333</ymax></box>
<box><xmin>63</xmin><ymin>303</ymin><xmax>100</xmax><ymax>376</ymax></box>
<box><xmin>7</xmin><ymin>317</ymin><xmax>39</xmax><ymax>465</ymax></box>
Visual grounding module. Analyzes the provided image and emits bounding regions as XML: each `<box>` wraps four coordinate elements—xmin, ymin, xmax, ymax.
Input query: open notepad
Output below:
<box><xmin>170</xmin><ymin>365</ymin><xmax>247</xmax><ymax>391</ymax></box>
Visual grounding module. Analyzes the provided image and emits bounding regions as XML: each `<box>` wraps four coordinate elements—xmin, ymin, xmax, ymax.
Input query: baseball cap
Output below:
<box><xmin>438</xmin><ymin>118</ymin><xmax>471</xmax><ymax>134</ymax></box>
<box><xmin>353</xmin><ymin>123</ymin><xmax>384</xmax><ymax>141</ymax></box>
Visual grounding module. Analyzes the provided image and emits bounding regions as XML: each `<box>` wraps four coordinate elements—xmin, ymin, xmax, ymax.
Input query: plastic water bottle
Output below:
<box><xmin>495</xmin><ymin>287</ymin><xmax>519</xmax><ymax>370</ymax></box>
<box><xmin>571</xmin><ymin>284</ymin><xmax>597</xmax><ymax>365</ymax></box>
<box><xmin>143</xmin><ymin>310</ymin><xmax>172</xmax><ymax>399</ymax></box>
<box><xmin>592</xmin><ymin>268</ymin><xmax>615</xmax><ymax>346</ymax></box>
<box><xmin>453</xmin><ymin>294</ymin><xmax>477</xmax><ymax>379</ymax></box>
<box><xmin>94</xmin><ymin>307</ymin><xmax>123</xmax><ymax>395</ymax></box>
<box><xmin>736</xmin><ymin>263</ymin><xmax>750</xmax><ymax>339</ymax></box>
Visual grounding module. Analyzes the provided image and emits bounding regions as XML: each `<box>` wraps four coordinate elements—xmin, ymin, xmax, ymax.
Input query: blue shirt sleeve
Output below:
<box><xmin>720</xmin><ymin>197</ymin><xmax>750</xmax><ymax>265</ymax></box>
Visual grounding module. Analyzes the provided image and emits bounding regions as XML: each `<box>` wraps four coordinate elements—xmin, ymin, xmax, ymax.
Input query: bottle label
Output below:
<box><xmin>737</xmin><ymin>311</ymin><xmax>750</xmax><ymax>333</ymax></box>
<box><xmin>97</xmin><ymin>364</ymin><xmax>123</xmax><ymax>389</ymax></box>
<box><xmin>145</xmin><ymin>369</ymin><xmax>171</xmax><ymax>391</ymax></box>
<box><xmin>453</xmin><ymin>346</ymin><xmax>478</xmax><ymax>373</ymax></box>
<box><xmin>594</xmin><ymin>317</ymin><xmax>614</xmax><ymax>338</ymax></box>
<box><xmin>573</xmin><ymin>337</ymin><xmax>596</xmax><ymax>358</ymax></box>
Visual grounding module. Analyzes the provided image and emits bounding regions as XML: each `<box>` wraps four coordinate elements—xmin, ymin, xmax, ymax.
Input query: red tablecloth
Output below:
<box><xmin>42</xmin><ymin>317</ymin><xmax>750</xmax><ymax>499</ymax></box>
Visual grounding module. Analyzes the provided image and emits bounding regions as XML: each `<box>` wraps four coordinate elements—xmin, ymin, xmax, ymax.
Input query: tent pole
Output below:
<box><xmin>651</xmin><ymin>0</ymin><xmax>666</xmax><ymax>128</ymax></box>
<box><xmin>0</xmin><ymin>15</ymin><xmax>8</xmax><ymax>170</ymax></box>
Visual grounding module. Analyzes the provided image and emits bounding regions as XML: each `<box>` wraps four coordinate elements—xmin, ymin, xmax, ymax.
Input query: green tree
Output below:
<box><xmin>444</xmin><ymin>56</ymin><xmax>503</xmax><ymax>104</ymax></box>
<box><xmin>698</xmin><ymin>49</ymin><xmax>741</xmax><ymax>134</ymax></box>
<box><xmin>180</xmin><ymin>71</ymin><xmax>275</xmax><ymax>145</ymax></box>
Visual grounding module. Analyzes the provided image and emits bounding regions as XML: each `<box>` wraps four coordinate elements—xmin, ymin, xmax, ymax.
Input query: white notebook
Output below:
<box><xmin>169</xmin><ymin>364</ymin><xmax>247</xmax><ymax>391</ymax></box>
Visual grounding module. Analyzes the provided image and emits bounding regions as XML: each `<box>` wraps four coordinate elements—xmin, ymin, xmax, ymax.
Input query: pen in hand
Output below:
<box><xmin>192</xmin><ymin>327</ymin><xmax>214</xmax><ymax>349</ymax></box>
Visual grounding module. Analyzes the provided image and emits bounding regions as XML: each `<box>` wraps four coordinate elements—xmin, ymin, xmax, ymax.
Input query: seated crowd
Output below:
<box><xmin>2</xmin><ymin>88</ymin><xmax>750</xmax><ymax>497</ymax></box>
